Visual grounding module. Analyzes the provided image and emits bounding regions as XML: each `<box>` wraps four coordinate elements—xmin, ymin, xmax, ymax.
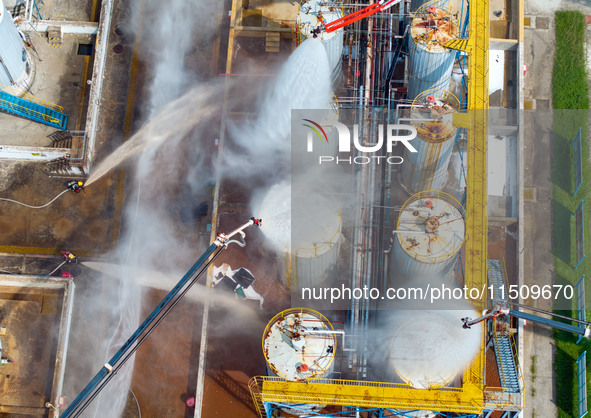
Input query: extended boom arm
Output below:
<box><xmin>461</xmin><ymin>302</ymin><xmax>591</xmax><ymax>338</ymax></box>
<box><xmin>60</xmin><ymin>217</ymin><xmax>262</xmax><ymax>418</ymax></box>
<box><xmin>322</xmin><ymin>0</ymin><xmax>402</xmax><ymax>34</ymax></box>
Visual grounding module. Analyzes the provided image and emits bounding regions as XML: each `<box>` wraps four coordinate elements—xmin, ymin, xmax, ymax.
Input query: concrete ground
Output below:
<box><xmin>4</xmin><ymin>0</ymin><xmax>95</xmax><ymax>22</ymax></box>
<box><xmin>522</xmin><ymin>108</ymin><xmax>556</xmax><ymax>418</ymax></box>
<box><xmin>0</xmin><ymin>0</ymin><xmax>140</xmax><ymax>414</ymax></box>
<box><xmin>0</xmin><ymin>32</ymin><xmax>93</xmax><ymax>146</ymax></box>
<box><xmin>0</xmin><ymin>279</ymin><xmax>67</xmax><ymax>416</ymax></box>
<box><xmin>0</xmin><ymin>161</ymin><xmax>120</xmax><ymax>252</ymax></box>
<box><xmin>523</xmin><ymin>1</ymin><xmax>591</xmax><ymax>417</ymax></box>
<box><xmin>0</xmin><ymin>0</ymin><xmax>98</xmax><ymax>147</ymax></box>
<box><xmin>0</xmin><ymin>0</ymin><xmax>134</xmax><ymax>254</ymax></box>
<box><xmin>0</xmin><ymin>274</ymin><xmax>74</xmax><ymax>417</ymax></box>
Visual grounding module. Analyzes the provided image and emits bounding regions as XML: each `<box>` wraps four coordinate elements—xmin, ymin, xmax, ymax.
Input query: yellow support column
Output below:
<box><xmin>464</xmin><ymin>0</ymin><xmax>489</xmax><ymax>296</ymax></box>
<box><xmin>459</xmin><ymin>0</ymin><xmax>489</xmax><ymax>408</ymax></box>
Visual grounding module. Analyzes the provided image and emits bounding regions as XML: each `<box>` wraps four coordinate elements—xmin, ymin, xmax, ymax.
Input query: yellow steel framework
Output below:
<box><xmin>453</xmin><ymin>0</ymin><xmax>490</xmax><ymax>297</ymax></box>
<box><xmin>249</xmin><ymin>0</ymin><xmax>490</xmax><ymax>414</ymax></box>
<box><xmin>444</xmin><ymin>38</ymin><xmax>469</xmax><ymax>52</ymax></box>
<box><xmin>250</xmin><ymin>375</ymin><xmax>485</xmax><ymax>415</ymax></box>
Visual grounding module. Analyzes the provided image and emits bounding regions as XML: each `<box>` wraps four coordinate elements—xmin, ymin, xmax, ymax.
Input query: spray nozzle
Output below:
<box><xmin>66</xmin><ymin>180</ymin><xmax>85</xmax><ymax>193</ymax></box>
<box><xmin>61</xmin><ymin>250</ymin><xmax>79</xmax><ymax>264</ymax></box>
<box><xmin>215</xmin><ymin>218</ymin><xmax>263</xmax><ymax>247</ymax></box>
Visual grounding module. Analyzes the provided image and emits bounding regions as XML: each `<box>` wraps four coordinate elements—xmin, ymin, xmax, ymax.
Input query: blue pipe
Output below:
<box><xmin>33</xmin><ymin>0</ymin><xmax>43</xmax><ymax>20</ymax></box>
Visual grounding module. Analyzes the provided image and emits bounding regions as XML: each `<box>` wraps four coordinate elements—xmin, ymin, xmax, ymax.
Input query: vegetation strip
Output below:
<box><xmin>551</xmin><ymin>10</ymin><xmax>591</xmax><ymax>418</ymax></box>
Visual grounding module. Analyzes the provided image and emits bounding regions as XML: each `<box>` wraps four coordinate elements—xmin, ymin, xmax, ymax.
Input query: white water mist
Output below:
<box><xmin>223</xmin><ymin>37</ymin><xmax>332</xmax><ymax>178</ymax></box>
<box><xmin>88</xmin><ymin>1</ymin><xmax>222</xmax><ymax>417</ymax></box>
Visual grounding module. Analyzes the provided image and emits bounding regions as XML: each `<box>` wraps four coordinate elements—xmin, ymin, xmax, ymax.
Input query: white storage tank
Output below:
<box><xmin>407</xmin><ymin>0</ymin><xmax>459</xmax><ymax>101</ymax></box>
<box><xmin>263</xmin><ymin>308</ymin><xmax>337</xmax><ymax>381</ymax></box>
<box><xmin>400</xmin><ymin>88</ymin><xmax>459</xmax><ymax>193</ymax></box>
<box><xmin>0</xmin><ymin>0</ymin><xmax>30</xmax><ymax>87</ymax></box>
<box><xmin>392</xmin><ymin>191</ymin><xmax>465</xmax><ymax>279</ymax></box>
<box><xmin>253</xmin><ymin>180</ymin><xmax>342</xmax><ymax>290</ymax></box>
<box><xmin>389</xmin><ymin>309</ymin><xmax>483</xmax><ymax>389</ymax></box>
<box><xmin>297</xmin><ymin>0</ymin><xmax>344</xmax><ymax>80</ymax></box>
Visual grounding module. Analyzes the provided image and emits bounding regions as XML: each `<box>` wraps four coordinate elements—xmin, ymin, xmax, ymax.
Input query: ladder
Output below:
<box><xmin>0</xmin><ymin>90</ymin><xmax>67</xmax><ymax>130</ymax></box>
<box><xmin>489</xmin><ymin>259</ymin><xmax>507</xmax><ymax>298</ymax></box>
<box><xmin>488</xmin><ymin>260</ymin><xmax>522</xmax><ymax>394</ymax></box>
<box><xmin>493</xmin><ymin>335</ymin><xmax>521</xmax><ymax>393</ymax></box>
<box><xmin>265</xmin><ymin>32</ymin><xmax>280</xmax><ymax>53</ymax></box>
<box><xmin>48</xmin><ymin>26</ymin><xmax>63</xmax><ymax>48</ymax></box>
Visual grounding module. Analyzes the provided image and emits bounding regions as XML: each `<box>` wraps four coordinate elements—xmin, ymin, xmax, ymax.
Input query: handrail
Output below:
<box><xmin>492</xmin><ymin>319</ymin><xmax>523</xmax><ymax>394</ymax></box>
<box><xmin>509</xmin><ymin>331</ymin><xmax>524</xmax><ymax>392</ymax></box>
<box><xmin>0</xmin><ymin>98</ymin><xmax>61</xmax><ymax>124</ymax></box>
<box><xmin>0</xmin><ymin>85</ymin><xmax>65</xmax><ymax>113</ymax></box>
<box><xmin>492</xmin><ymin>323</ymin><xmax>508</xmax><ymax>389</ymax></box>
<box><xmin>248</xmin><ymin>377</ymin><xmax>265</xmax><ymax>417</ymax></box>
<box><xmin>252</xmin><ymin>375</ymin><xmax>464</xmax><ymax>391</ymax></box>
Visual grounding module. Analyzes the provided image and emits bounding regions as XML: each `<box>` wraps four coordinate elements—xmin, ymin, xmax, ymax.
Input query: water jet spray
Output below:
<box><xmin>60</xmin><ymin>217</ymin><xmax>261</xmax><ymax>418</ymax></box>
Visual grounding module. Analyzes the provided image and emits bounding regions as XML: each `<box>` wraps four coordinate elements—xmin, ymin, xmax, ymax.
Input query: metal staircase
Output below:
<box><xmin>0</xmin><ymin>90</ymin><xmax>67</xmax><ymax>130</ymax></box>
<box><xmin>48</xmin><ymin>129</ymin><xmax>73</xmax><ymax>148</ymax></box>
<box><xmin>488</xmin><ymin>260</ymin><xmax>522</xmax><ymax>395</ymax></box>
<box><xmin>489</xmin><ymin>259</ymin><xmax>506</xmax><ymax>297</ymax></box>
<box><xmin>493</xmin><ymin>335</ymin><xmax>521</xmax><ymax>393</ymax></box>
<box><xmin>265</xmin><ymin>32</ymin><xmax>280</xmax><ymax>53</ymax></box>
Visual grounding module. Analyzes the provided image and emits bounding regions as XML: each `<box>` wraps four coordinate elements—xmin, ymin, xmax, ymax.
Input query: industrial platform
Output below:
<box><xmin>0</xmin><ymin>0</ymin><xmax>573</xmax><ymax>416</ymax></box>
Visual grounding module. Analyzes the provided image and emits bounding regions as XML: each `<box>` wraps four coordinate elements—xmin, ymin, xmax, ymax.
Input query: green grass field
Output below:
<box><xmin>551</xmin><ymin>10</ymin><xmax>591</xmax><ymax>418</ymax></box>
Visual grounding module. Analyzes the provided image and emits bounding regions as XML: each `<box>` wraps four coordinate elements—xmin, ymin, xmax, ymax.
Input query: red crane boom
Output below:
<box><xmin>323</xmin><ymin>0</ymin><xmax>402</xmax><ymax>33</ymax></box>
